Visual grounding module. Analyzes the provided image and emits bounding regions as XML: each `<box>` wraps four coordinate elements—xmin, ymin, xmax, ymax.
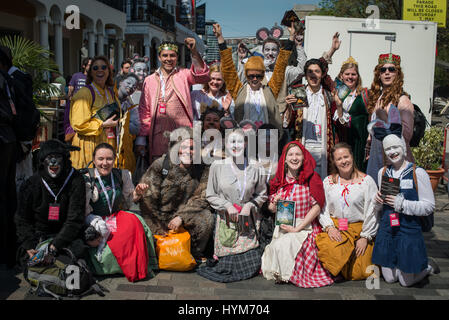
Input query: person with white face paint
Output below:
<box><xmin>212</xmin><ymin>23</ymin><xmax>294</xmax><ymax>135</ymax></box>
<box><xmin>199</xmin><ymin>123</ymin><xmax>268</xmax><ymax>283</ymax></box>
<box><xmin>369</xmin><ymin>107</ymin><xmax>439</xmax><ymax>287</ymax></box>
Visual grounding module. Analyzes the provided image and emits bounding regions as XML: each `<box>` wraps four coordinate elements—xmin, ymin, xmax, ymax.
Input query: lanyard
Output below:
<box><xmin>230</xmin><ymin>161</ymin><xmax>248</xmax><ymax>201</ymax></box>
<box><xmin>94</xmin><ymin>168</ymin><xmax>116</xmax><ymax>214</ymax></box>
<box><xmin>92</xmin><ymin>84</ymin><xmax>111</xmax><ymax>104</ymax></box>
<box><xmin>41</xmin><ymin>168</ymin><xmax>74</xmax><ymax>202</ymax></box>
<box><xmin>287</xmin><ymin>184</ymin><xmax>298</xmax><ymax>201</ymax></box>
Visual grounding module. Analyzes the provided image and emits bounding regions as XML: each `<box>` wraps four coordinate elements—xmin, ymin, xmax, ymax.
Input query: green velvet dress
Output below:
<box><xmin>337</xmin><ymin>94</ymin><xmax>369</xmax><ymax>173</ymax></box>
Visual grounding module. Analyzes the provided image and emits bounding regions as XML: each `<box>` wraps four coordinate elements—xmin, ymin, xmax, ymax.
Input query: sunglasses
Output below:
<box><xmin>380</xmin><ymin>66</ymin><xmax>396</xmax><ymax>73</ymax></box>
<box><xmin>247</xmin><ymin>74</ymin><xmax>264</xmax><ymax>80</ymax></box>
<box><xmin>92</xmin><ymin>65</ymin><xmax>108</xmax><ymax>71</ymax></box>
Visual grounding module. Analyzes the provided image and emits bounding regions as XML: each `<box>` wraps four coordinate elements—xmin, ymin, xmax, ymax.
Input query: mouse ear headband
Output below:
<box><xmin>256</xmin><ymin>25</ymin><xmax>284</xmax><ymax>42</ymax></box>
<box><xmin>220</xmin><ymin>117</ymin><xmax>258</xmax><ymax>133</ymax></box>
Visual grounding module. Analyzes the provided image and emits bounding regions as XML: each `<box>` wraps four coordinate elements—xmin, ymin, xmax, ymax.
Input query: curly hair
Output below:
<box><xmin>367</xmin><ymin>64</ymin><xmax>407</xmax><ymax>114</ymax></box>
<box><xmin>86</xmin><ymin>56</ymin><xmax>114</xmax><ymax>87</ymax></box>
<box><xmin>338</xmin><ymin>63</ymin><xmax>363</xmax><ymax>96</ymax></box>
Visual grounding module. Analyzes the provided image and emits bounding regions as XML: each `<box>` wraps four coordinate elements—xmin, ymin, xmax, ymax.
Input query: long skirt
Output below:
<box><xmin>261</xmin><ymin>219</ymin><xmax>312</xmax><ymax>282</ymax></box>
<box><xmin>88</xmin><ymin>211</ymin><xmax>158</xmax><ymax>282</ymax></box>
<box><xmin>197</xmin><ymin>248</ymin><xmax>261</xmax><ymax>283</ymax></box>
<box><xmin>289</xmin><ymin>222</ymin><xmax>334</xmax><ymax>288</ymax></box>
<box><xmin>316</xmin><ymin>217</ymin><xmax>375</xmax><ymax>280</ymax></box>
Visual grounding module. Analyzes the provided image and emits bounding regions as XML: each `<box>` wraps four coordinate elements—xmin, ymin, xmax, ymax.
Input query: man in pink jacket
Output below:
<box><xmin>136</xmin><ymin>38</ymin><xmax>210</xmax><ymax>164</ymax></box>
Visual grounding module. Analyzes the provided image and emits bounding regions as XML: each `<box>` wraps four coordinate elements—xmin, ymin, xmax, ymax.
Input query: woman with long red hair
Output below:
<box><xmin>365</xmin><ymin>54</ymin><xmax>414</xmax><ymax>183</ymax></box>
<box><xmin>261</xmin><ymin>141</ymin><xmax>333</xmax><ymax>288</ymax></box>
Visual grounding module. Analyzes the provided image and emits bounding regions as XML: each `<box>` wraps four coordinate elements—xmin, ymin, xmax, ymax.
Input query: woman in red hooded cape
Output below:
<box><xmin>261</xmin><ymin>141</ymin><xmax>333</xmax><ymax>288</ymax></box>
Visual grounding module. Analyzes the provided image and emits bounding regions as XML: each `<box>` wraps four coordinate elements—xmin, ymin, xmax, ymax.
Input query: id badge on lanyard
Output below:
<box><xmin>106</xmin><ymin>127</ymin><xmax>116</xmax><ymax>139</ymax></box>
<box><xmin>389</xmin><ymin>213</ymin><xmax>400</xmax><ymax>227</ymax></box>
<box><xmin>338</xmin><ymin>218</ymin><xmax>348</xmax><ymax>231</ymax></box>
<box><xmin>48</xmin><ymin>203</ymin><xmax>60</xmax><ymax>221</ymax></box>
<box><xmin>159</xmin><ymin>101</ymin><xmax>167</xmax><ymax>114</ymax></box>
<box><xmin>313</xmin><ymin>124</ymin><xmax>322</xmax><ymax>139</ymax></box>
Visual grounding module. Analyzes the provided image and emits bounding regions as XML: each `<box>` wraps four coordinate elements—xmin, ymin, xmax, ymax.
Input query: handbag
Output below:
<box><xmin>154</xmin><ymin>228</ymin><xmax>197</xmax><ymax>271</ymax></box>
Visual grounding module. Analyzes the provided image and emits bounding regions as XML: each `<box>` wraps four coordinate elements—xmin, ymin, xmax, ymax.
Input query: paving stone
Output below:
<box><xmin>375</xmin><ymin>294</ymin><xmax>416</xmax><ymax>300</ymax></box>
<box><xmin>102</xmin><ymin>291</ymin><xmax>149</xmax><ymax>300</ymax></box>
<box><xmin>146</xmin><ymin>292</ymin><xmax>177</xmax><ymax>300</ymax></box>
<box><xmin>157</xmin><ymin>279</ymin><xmax>200</xmax><ymax>287</ymax></box>
<box><xmin>218</xmin><ymin>295</ymin><xmax>266</xmax><ymax>300</ymax></box>
<box><xmin>173</xmin><ymin>287</ymin><xmax>215</xmax><ymax>295</ymax></box>
<box><xmin>145</xmin><ymin>285</ymin><xmax>174</xmax><ymax>294</ymax></box>
<box><xmin>390</xmin><ymin>288</ymin><xmax>440</xmax><ymax>296</ymax></box>
<box><xmin>413</xmin><ymin>295</ymin><xmax>448</xmax><ymax>300</ymax></box>
<box><xmin>176</xmin><ymin>294</ymin><xmax>220</xmax><ymax>300</ymax></box>
<box><xmin>154</xmin><ymin>272</ymin><xmax>173</xmax><ymax>280</ymax></box>
<box><xmin>117</xmin><ymin>284</ymin><xmax>148</xmax><ymax>292</ymax></box>
<box><xmin>436</xmin><ymin>289</ymin><xmax>449</xmax><ymax>296</ymax></box>
<box><xmin>197</xmin><ymin>281</ymin><xmax>227</xmax><ymax>288</ymax></box>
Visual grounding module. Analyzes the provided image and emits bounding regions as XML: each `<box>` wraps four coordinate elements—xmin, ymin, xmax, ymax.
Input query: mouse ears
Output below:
<box><xmin>256</xmin><ymin>26</ymin><xmax>284</xmax><ymax>42</ymax></box>
<box><xmin>367</xmin><ymin>105</ymin><xmax>403</xmax><ymax>141</ymax></box>
<box><xmin>220</xmin><ymin>117</ymin><xmax>258</xmax><ymax>133</ymax></box>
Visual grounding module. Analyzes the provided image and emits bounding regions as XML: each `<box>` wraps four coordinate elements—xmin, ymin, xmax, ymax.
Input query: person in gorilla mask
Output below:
<box><xmin>15</xmin><ymin>139</ymin><xmax>87</xmax><ymax>268</ymax></box>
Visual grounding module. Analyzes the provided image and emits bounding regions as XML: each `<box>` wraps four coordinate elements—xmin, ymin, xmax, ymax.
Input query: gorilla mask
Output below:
<box><xmin>44</xmin><ymin>153</ymin><xmax>64</xmax><ymax>178</ymax></box>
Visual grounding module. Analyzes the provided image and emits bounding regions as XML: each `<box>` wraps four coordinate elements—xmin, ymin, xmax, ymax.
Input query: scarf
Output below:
<box><xmin>269</xmin><ymin>141</ymin><xmax>325</xmax><ymax>208</ymax></box>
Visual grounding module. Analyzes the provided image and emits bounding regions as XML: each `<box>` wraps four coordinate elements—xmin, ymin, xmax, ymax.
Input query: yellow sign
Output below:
<box><xmin>403</xmin><ymin>0</ymin><xmax>447</xmax><ymax>27</ymax></box>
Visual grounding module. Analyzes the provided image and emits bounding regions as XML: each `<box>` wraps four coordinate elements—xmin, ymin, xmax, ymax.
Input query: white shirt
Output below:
<box><xmin>304</xmin><ymin>86</ymin><xmax>326</xmax><ymax>147</ymax></box>
<box><xmin>243</xmin><ymin>86</ymin><xmax>268</xmax><ymax>124</ymax></box>
<box><xmin>319</xmin><ymin>175</ymin><xmax>379</xmax><ymax>240</ymax></box>
<box><xmin>376</xmin><ymin>162</ymin><xmax>435</xmax><ymax>217</ymax></box>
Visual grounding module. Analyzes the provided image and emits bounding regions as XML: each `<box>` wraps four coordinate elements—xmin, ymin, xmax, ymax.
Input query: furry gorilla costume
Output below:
<box><xmin>139</xmin><ymin>127</ymin><xmax>214</xmax><ymax>259</ymax></box>
<box><xmin>15</xmin><ymin>139</ymin><xmax>87</xmax><ymax>266</ymax></box>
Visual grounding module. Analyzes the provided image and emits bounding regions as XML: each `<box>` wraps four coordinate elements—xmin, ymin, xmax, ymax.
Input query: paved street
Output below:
<box><xmin>1</xmin><ymin>185</ymin><xmax>448</xmax><ymax>301</ymax></box>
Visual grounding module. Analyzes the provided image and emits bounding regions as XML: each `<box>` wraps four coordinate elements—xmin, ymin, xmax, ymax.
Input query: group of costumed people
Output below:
<box><xmin>13</xmin><ymin>10</ymin><xmax>439</xmax><ymax>290</ymax></box>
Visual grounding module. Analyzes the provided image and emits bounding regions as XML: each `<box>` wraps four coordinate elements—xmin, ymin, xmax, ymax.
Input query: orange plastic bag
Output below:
<box><xmin>154</xmin><ymin>228</ymin><xmax>197</xmax><ymax>271</ymax></box>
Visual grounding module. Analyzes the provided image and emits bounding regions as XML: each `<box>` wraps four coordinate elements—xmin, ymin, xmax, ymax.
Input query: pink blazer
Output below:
<box><xmin>138</xmin><ymin>64</ymin><xmax>210</xmax><ymax>159</ymax></box>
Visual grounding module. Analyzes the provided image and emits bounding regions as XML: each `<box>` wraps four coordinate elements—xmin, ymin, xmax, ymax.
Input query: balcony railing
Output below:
<box><xmin>97</xmin><ymin>0</ymin><xmax>175</xmax><ymax>32</ymax></box>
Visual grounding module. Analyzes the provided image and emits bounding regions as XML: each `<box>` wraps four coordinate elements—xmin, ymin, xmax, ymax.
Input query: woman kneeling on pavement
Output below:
<box><xmin>198</xmin><ymin>121</ymin><xmax>267</xmax><ymax>282</ymax></box>
<box><xmin>84</xmin><ymin>143</ymin><xmax>158</xmax><ymax>282</ymax></box>
<box><xmin>315</xmin><ymin>142</ymin><xmax>378</xmax><ymax>281</ymax></box>
<box><xmin>138</xmin><ymin>126</ymin><xmax>215</xmax><ymax>261</ymax></box>
<box><xmin>261</xmin><ymin>141</ymin><xmax>333</xmax><ymax>288</ymax></box>
<box><xmin>370</xmin><ymin>107</ymin><xmax>439</xmax><ymax>286</ymax></box>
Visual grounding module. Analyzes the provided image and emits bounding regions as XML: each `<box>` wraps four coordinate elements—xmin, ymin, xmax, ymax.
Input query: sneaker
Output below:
<box><xmin>428</xmin><ymin>258</ymin><xmax>440</xmax><ymax>275</ymax></box>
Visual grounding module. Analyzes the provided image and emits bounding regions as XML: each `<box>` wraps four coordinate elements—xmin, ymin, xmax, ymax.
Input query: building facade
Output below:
<box><xmin>0</xmin><ymin>0</ymin><xmax>127</xmax><ymax>77</ymax></box>
<box><xmin>99</xmin><ymin>0</ymin><xmax>205</xmax><ymax>71</ymax></box>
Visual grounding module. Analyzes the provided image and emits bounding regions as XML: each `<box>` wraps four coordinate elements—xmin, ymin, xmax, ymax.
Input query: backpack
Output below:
<box><xmin>409</xmin><ymin>104</ymin><xmax>429</xmax><ymax>148</ymax></box>
<box><xmin>25</xmin><ymin>247</ymin><xmax>107</xmax><ymax>300</ymax></box>
<box><xmin>9</xmin><ymin>71</ymin><xmax>41</xmax><ymax>141</ymax></box>
<box><xmin>381</xmin><ymin>164</ymin><xmax>434</xmax><ymax>232</ymax></box>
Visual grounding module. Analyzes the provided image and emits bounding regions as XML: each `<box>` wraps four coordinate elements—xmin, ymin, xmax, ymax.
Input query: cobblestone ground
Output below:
<box><xmin>1</xmin><ymin>185</ymin><xmax>448</xmax><ymax>301</ymax></box>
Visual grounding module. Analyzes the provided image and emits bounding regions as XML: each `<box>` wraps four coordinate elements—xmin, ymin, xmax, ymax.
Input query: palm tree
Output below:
<box><xmin>0</xmin><ymin>35</ymin><xmax>60</xmax><ymax>104</ymax></box>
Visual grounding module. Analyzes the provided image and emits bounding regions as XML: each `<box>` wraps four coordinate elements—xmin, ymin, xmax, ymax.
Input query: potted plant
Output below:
<box><xmin>0</xmin><ymin>35</ymin><xmax>60</xmax><ymax>105</ymax></box>
<box><xmin>412</xmin><ymin>126</ymin><xmax>445</xmax><ymax>191</ymax></box>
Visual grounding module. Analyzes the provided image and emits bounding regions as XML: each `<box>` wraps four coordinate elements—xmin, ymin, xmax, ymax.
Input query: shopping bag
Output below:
<box><xmin>154</xmin><ymin>228</ymin><xmax>197</xmax><ymax>271</ymax></box>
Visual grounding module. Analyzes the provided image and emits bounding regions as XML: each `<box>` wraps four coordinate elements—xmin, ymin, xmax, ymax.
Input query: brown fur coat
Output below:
<box><xmin>139</xmin><ymin>154</ymin><xmax>214</xmax><ymax>258</ymax></box>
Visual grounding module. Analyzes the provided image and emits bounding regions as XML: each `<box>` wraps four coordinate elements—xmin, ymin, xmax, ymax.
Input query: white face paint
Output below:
<box><xmin>263</xmin><ymin>42</ymin><xmax>279</xmax><ymax>68</ymax></box>
<box><xmin>226</xmin><ymin>131</ymin><xmax>246</xmax><ymax>159</ymax></box>
<box><xmin>384</xmin><ymin>145</ymin><xmax>405</xmax><ymax>165</ymax></box>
